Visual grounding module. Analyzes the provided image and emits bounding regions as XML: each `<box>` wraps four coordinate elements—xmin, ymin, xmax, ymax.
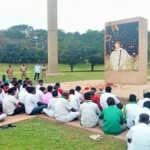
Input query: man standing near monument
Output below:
<box><xmin>6</xmin><ymin>65</ymin><xmax>14</xmax><ymax>81</ymax></box>
<box><xmin>20</xmin><ymin>64</ymin><xmax>27</xmax><ymax>80</ymax></box>
<box><xmin>34</xmin><ymin>64</ymin><xmax>41</xmax><ymax>81</ymax></box>
<box><xmin>110</xmin><ymin>41</ymin><xmax>131</xmax><ymax>71</ymax></box>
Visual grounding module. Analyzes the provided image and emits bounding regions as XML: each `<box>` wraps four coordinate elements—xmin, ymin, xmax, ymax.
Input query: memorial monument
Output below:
<box><xmin>105</xmin><ymin>17</ymin><xmax>148</xmax><ymax>84</ymax></box>
<box><xmin>47</xmin><ymin>0</ymin><xmax>58</xmax><ymax>74</ymax></box>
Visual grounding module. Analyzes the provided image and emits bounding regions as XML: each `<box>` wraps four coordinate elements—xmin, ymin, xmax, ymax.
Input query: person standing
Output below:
<box><xmin>41</xmin><ymin>64</ymin><xmax>47</xmax><ymax>81</ymax></box>
<box><xmin>6</xmin><ymin>65</ymin><xmax>14</xmax><ymax>81</ymax></box>
<box><xmin>34</xmin><ymin>64</ymin><xmax>41</xmax><ymax>81</ymax></box>
<box><xmin>20</xmin><ymin>64</ymin><xmax>27</xmax><ymax>80</ymax></box>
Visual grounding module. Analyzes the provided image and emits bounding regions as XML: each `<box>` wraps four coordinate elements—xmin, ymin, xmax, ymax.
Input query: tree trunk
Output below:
<box><xmin>91</xmin><ymin>64</ymin><xmax>94</xmax><ymax>71</ymax></box>
<box><xmin>70</xmin><ymin>65</ymin><xmax>74</xmax><ymax>72</ymax></box>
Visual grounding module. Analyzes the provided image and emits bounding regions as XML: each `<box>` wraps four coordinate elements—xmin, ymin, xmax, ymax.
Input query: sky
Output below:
<box><xmin>0</xmin><ymin>0</ymin><xmax>150</xmax><ymax>33</ymax></box>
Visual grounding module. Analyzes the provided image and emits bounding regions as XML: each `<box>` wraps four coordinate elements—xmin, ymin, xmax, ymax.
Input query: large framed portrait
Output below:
<box><xmin>105</xmin><ymin>22</ymin><xmax>139</xmax><ymax>72</ymax></box>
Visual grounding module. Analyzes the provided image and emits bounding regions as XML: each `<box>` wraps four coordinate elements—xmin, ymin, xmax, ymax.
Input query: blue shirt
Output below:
<box><xmin>34</xmin><ymin>65</ymin><xmax>41</xmax><ymax>73</ymax></box>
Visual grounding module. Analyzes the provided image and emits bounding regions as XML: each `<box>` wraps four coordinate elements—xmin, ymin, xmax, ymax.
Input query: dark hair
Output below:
<box><xmin>75</xmin><ymin>86</ymin><xmax>81</xmax><ymax>92</ymax></box>
<box><xmin>52</xmin><ymin>90</ymin><xmax>58</xmax><ymax>97</ymax></box>
<box><xmin>91</xmin><ymin>87</ymin><xmax>96</xmax><ymax>93</ymax></box>
<box><xmin>107</xmin><ymin>97</ymin><xmax>115</xmax><ymax>106</ymax></box>
<box><xmin>139</xmin><ymin>113</ymin><xmax>149</xmax><ymax>124</ymax></box>
<box><xmin>26</xmin><ymin>87</ymin><xmax>35</xmax><ymax>94</ymax></box>
<box><xmin>39</xmin><ymin>87</ymin><xmax>46</xmax><ymax>92</ymax></box>
<box><xmin>39</xmin><ymin>80</ymin><xmax>43</xmax><ymax>83</ymax></box>
<box><xmin>69</xmin><ymin>89</ymin><xmax>75</xmax><ymax>95</ymax></box>
<box><xmin>4</xmin><ymin>83</ymin><xmax>9</xmax><ymax>87</ymax></box>
<box><xmin>8</xmin><ymin>88</ymin><xmax>15</xmax><ymax>95</ymax></box>
<box><xmin>117</xmin><ymin>103</ymin><xmax>123</xmax><ymax>110</ymax></box>
<box><xmin>84</xmin><ymin>92</ymin><xmax>91</xmax><ymax>100</ymax></box>
<box><xmin>144</xmin><ymin>92</ymin><xmax>150</xmax><ymax>99</ymax></box>
<box><xmin>55</xmin><ymin>83</ymin><xmax>60</xmax><ymax>87</ymax></box>
<box><xmin>143</xmin><ymin>101</ymin><xmax>150</xmax><ymax>109</ymax></box>
<box><xmin>2</xmin><ymin>75</ymin><xmax>6</xmax><ymax>83</ymax></box>
<box><xmin>62</xmin><ymin>92</ymin><xmax>69</xmax><ymax>99</ymax></box>
<box><xmin>18</xmin><ymin>80</ymin><xmax>22</xmax><ymax>84</ymax></box>
<box><xmin>23</xmin><ymin>83</ymin><xmax>27</xmax><ymax>88</ymax></box>
<box><xmin>47</xmin><ymin>86</ymin><xmax>53</xmax><ymax>92</ymax></box>
<box><xmin>129</xmin><ymin>94</ymin><xmax>137</xmax><ymax>102</ymax></box>
<box><xmin>105</xmin><ymin>86</ymin><xmax>112</xmax><ymax>93</ymax></box>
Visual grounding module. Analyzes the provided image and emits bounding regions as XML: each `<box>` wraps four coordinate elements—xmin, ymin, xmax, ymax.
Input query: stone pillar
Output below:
<box><xmin>47</xmin><ymin>0</ymin><xmax>58</xmax><ymax>74</ymax></box>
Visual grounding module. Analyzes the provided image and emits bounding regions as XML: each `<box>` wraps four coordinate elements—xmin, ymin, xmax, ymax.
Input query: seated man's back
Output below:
<box><xmin>80</xmin><ymin>101</ymin><xmax>100</xmax><ymax>128</ymax></box>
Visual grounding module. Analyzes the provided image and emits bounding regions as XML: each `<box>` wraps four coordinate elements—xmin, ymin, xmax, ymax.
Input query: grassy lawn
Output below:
<box><xmin>0</xmin><ymin>118</ymin><xmax>126</xmax><ymax>150</ymax></box>
<box><xmin>0</xmin><ymin>64</ymin><xmax>104</xmax><ymax>83</ymax></box>
<box><xmin>0</xmin><ymin>63</ymin><xmax>150</xmax><ymax>83</ymax></box>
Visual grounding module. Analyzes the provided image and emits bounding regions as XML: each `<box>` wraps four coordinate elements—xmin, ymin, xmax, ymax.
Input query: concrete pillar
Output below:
<box><xmin>47</xmin><ymin>0</ymin><xmax>58</xmax><ymax>74</ymax></box>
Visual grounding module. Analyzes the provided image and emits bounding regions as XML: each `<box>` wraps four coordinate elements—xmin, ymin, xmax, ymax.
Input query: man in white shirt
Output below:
<box><xmin>69</xmin><ymin>89</ymin><xmax>80</xmax><ymax>111</ymax></box>
<box><xmin>125</xmin><ymin>94</ymin><xmax>141</xmax><ymax>128</ymax></box>
<box><xmin>43</xmin><ymin>90</ymin><xmax>58</xmax><ymax>117</ymax></box>
<box><xmin>36</xmin><ymin>87</ymin><xmax>45</xmax><ymax>102</ymax></box>
<box><xmin>135</xmin><ymin>101</ymin><xmax>150</xmax><ymax>126</ymax></box>
<box><xmin>110</xmin><ymin>41</ymin><xmax>131</xmax><ymax>71</ymax></box>
<box><xmin>18</xmin><ymin>83</ymin><xmax>28</xmax><ymax>104</ymax></box>
<box><xmin>25</xmin><ymin>87</ymin><xmax>46</xmax><ymax>115</ymax></box>
<box><xmin>54</xmin><ymin>92</ymin><xmax>80</xmax><ymax>123</ymax></box>
<box><xmin>34</xmin><ymin>64</ymin><xmax>41</xmax><ymax>81</ymax></box>
<box><xmin>75</xmin><ymin>86</ymin><xmax>84</xmax><ymax>102</ymax></box>
<box><xmin>100</xmin><ymin>86</ymin><xmax>120</xmax><ymax>109</ymax></box>
<box><xmin>36</xmin><ymin>80</ymin><xmax>44</xmax><ymax>91</ymax></box>
<box><xmin>127</xmin><ymin>113</ymin><xmax>150</xmax><ymax>150</ymax></box>
<box><xmin>2</xmin><ymin>88</ymin><xmax>22</xmax><ymax>115</ymax></box>
<box><xmin>80</xmin><ymin>92</ymin><xmax>101</xmax><ymax>128</ymax></box>
<box><xmin>0</xmin><ymin>86</ymin><xmax>5</xmax><ymax>104</ymax></box>
<box><xmin>137</xmin><ymin>92</ymin><xmax>150</xmax><ymax>108</ymax></box>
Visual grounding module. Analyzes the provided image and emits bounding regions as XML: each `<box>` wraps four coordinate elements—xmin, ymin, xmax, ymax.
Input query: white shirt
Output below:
<box><xmin>69</xmin><ymin>94</ymin><xmax>80</xmax><ymax>111</ymax></box>
<box><xmin>54</xmin><ymin>98</ymin><xmax>72</xmax><ymax>121</ymax></box>
<box><xmin>125</xmin><ymin>103</ymin><xmax>141</xmax><ymax>128</ymax></box>
<box><xmin>36</xmin><ymin>85</ymin><xmax>42</xmax><ymax>91</ymax></box>
<box><xmin>0</xmin><ymin>91</ymin><xmax>6</xmax><ymax>104</ymax></box>
<box><xmin>127</xmin><ymin>123</ymin><xmax>150</xmax><ymax>150</ymax></box>
<box><xmin>24</xmin><ymin>93</ymin><xmax>38</xmax><ymax>114</ymax></box>
<box><xmin>110</xmin><ymin>48</ymin><xmax>131</xmax><ymax>71</ymax></box>
<box><xmin>80</xmin><ymin>102</ymin><xmax>101</xmax><ymax>128</ymax></box>
<box><xmin>75</xmin><ymin>91</ymin><xmax>84</xmax><ymax>102</ymax></box>
<box><xmin>2</xmin><ymin>95</ymin><xmax>19</xmax><ymax>115</ymax></box>
<box><xmin>137</xmin><ymin>98</ymin><xmax>150</xmax><ymax>108</ymax></box>
<box><xmin>18</xmin><ymin>88</ymin><xmax>27</xmax><ymax>104</ymax></box>
<box><xmin>135</xmin><ymin>107</ymin><xmax>150</xmax><ymax>126</ymax></box>
<box><xmin>100</xmin><ymin>92</ymin><xmax>120</xmax><ymax>109</ymax></box>
<box><xmin>44</xmin><ymin>97</ymin><xmax>58</xmax><ymax>117</ymax></box>
<box><xmin>36</xmin><ymin>90</ymin><xmax>44</xmax><ymax>102</ymax></box>
<box><xmin>34</xmin><ymin>65</ymin><xmax>41</xmax><ymax>73</ymax></box>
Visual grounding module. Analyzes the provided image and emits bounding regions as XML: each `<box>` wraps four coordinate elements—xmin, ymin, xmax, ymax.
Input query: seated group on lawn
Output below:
<box><xmin>0</xmin><ymin>76</ymin><xmax>150</xmax><ymax>149</ymax></box>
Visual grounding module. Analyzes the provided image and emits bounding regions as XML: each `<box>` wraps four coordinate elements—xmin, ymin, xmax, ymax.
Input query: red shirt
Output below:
<box><xmin>58</xmin><ymin>88</ymin><xmax>64</xmax><ymax>95</ymax></box>
<box><xmin>91</xmin><ymin>94</ymin><xmax>103</xmax><ymax>111</ymax></box>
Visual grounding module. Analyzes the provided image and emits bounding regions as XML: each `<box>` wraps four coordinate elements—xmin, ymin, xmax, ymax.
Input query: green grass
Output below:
<box><xmin>1</xmin><ymin>63</ymin><xmax>150</xmax><ymax>83</ymax></box>
<box><xmin>0</xmin><ymin>118</ymin><xmax>126</xmax><ymax>150</ymax></box>
<box><xmin>0</xmin><ymin>64</ymin><xmax>104</xmax><ymax>83</ymax></box>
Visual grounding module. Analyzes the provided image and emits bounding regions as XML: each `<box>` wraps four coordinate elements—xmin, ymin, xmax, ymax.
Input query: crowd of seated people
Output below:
<box><xmin>0</xmin><ymin>76</ymin><xmax>150</xmax><ymax>149</ymax></box>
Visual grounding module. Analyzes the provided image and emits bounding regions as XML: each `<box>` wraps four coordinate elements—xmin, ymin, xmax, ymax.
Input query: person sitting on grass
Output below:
<box><xmin>42</xmin><ymin>85</ymin><xmax>53</xmax><ymax>105</ymax></box>
<box><xmin>36</xmin><ymin>80</ymin><xmax>44</xmax><ymax>91</ymax></box>
<box><xmin>137</xmin><ymin>92</ymin><xmax>150</xmax><ymax>108</ymax></box>
<box><xmin>55</xmin><ymin>83</ymin><xmax>64</xmax><ymax>96</ymax></box>
<box><xmin>43</xmin><ymin>90</ymin><xmax>59</xmax><ymax>117</ymax></box>
<box><xmin>75</xmin><ymin>86</ymin><xmax>84</xmax><ymax>102</ymax></box>
<box><xmin>99</xmin><ymin>97</ymin><xmax>126</xmax><ymax>135</ymax></box>
<box><xmin>80</xmin><ymin>92</ymin><xmax>101</xmax><ymax>128</ymax></box>
<box><xmin>135</xmin><ymin>101</ymin><xmax>150</xmax><ymax>126</ymax></box>
<box><xmin>124</xmin><ymin>94</ymin><xmax>140</xmax><ymax>128</ymax></box>
<box><xmin>54</xmin><ymin>92</ymin><xmax>80</xmax><ymax>123</ymax></box>
<box><xmin>2</xmin><ymin>88</ymin><xmax>24</xmax><ymax>115</ymax></box>
<box><xmin>127</xmin><ymin>113</ymin><xmax>150</xmax><ymax>150</ymax></box>
<box><xmin>36</xmin><ymin>87</ymin><xmax>46</xmax><ymax>102</ymax></box>
<box><xmin>69</xmin><ymin>89</ymin><xmax>80</xmax><ymax>112</ymax></box>
<box><xmin>100</xmin><ymin>86</ymin><xmax>120</xmax><ymax>109</ymax></box>
<box><xmin>25</xmin><ymin>87</ymin><xmax>47</xmax><ymax>115</ymax></box>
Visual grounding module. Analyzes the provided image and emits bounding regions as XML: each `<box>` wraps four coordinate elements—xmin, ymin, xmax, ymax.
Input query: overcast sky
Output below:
<box><xmin>0</xmin><ymin>0</ymin><xmax>149</xmax><ymax>33</ymax></box>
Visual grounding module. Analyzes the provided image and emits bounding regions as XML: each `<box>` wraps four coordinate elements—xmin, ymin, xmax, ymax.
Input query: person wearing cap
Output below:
<box><xmin>80</xmin><ymin>92</ymin><xmax>101</xmax><ymax>128</ymax></box>
<box><xmin>127</xmin><ymin>113</ymin><xmax>150</xmax><ymax>150</ymax></box>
